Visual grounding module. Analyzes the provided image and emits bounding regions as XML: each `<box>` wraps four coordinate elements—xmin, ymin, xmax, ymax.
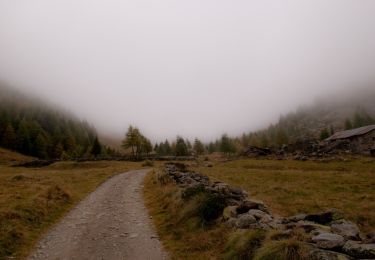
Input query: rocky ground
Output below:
<box><xmin>164</xmin><ymin>163</ymin><xmax>375</xmax><ymax>259</ymax></box>
<box><xmin>28</xmin><ymin>169</ymin><xmax>168</xmax><ymax>260</ymax></box>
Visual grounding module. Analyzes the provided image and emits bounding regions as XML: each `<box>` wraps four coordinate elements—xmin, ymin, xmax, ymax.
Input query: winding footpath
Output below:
<box><xmin>28</xmin><ymin>169</ymin><xmax>168</xmax><ymax>260</ymax></box>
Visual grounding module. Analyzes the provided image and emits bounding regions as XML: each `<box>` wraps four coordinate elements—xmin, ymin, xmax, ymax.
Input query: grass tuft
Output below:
<box><xmin>253</xmin><ymin>239</ymin><xmax>309</xmax><ymax>260</ymax></box>
<box><xmin>142</xmin><ymin>160</ymin><xmax>154</xmax><ymax>167</ymax></box>
<box><xmin>222</xmin><ymin>229</ymin><xmax>265</xmax><ymax>260</ymax></box>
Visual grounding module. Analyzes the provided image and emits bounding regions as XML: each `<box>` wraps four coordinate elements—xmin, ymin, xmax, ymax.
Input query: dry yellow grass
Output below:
<box><xmin>192</xmin><ymin>158</ymin><xmax>375</xmax><ymax>233</ymax></box>
<box><xmin>143</xmin><ymin>170</ymin><xmax>229</xmax><ymax>259</ymax></box>
<box><xmin>0</xmin><ymin>151</ymin><xmax>142</xmax><ymax>259</ymax></box>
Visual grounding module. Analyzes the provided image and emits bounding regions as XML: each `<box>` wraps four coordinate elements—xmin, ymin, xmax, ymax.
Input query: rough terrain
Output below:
<box><xmin>29</xmin><ymin>169</ymin><xmax>168</xmax><ymax>260</ymax></box>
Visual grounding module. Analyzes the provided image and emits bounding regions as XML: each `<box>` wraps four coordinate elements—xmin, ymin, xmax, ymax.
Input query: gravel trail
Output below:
<box><xmin>28</xmin><ymin>169</ymin><xmax>168</xmax><ymax>260</ymax></box>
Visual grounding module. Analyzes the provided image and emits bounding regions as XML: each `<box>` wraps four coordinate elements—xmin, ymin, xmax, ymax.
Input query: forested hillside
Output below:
<box><xmin>0</xmin><ymin>84</ymin><xmax>98</xmax><ymax>159</ymax></box>
<box><xmin>238</xmin><ymin>90</ymin><xmax>375</xmax><ymax>149</ymax></box>
<box><xmin>200</xmin><ymin>90</ymin><xmax>375</xmax><ymax>154</ymax></box>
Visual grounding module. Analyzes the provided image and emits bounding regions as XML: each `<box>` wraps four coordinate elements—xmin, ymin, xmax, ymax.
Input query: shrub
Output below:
<box><xmin>198</xmin><ymin>194</ymin><xmax>226</xmax><ymax>223</ymax></box>
<box><xmin>223</xmin><ymin>229</ymin><xmax>265</xmax><ymax>259</ymax></box>
<box><xmin>181</xmin><ymin>185</ymin><xmax>206</xmax><ymax>200</ymax></box>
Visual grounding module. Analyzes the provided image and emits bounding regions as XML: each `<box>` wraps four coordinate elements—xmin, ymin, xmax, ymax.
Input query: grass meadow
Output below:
<box><xmin>0</xmin><ymin>150</ymin><xmax>141</xmax><ymax>259</ymax></box>
<box><xmin>192</xmin><ymin>158</ymin><xmax>375</xmax><ymax>233</ymax></box>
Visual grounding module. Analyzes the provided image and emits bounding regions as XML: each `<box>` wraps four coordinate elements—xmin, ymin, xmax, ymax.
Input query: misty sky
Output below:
<box><xmin>1</xmin><ymin>0</ymin><xmax>375</xmax><ymax>141</ymax></box>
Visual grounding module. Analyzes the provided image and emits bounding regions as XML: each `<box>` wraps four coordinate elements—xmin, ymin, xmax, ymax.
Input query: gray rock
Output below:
<box><xmin>226</xmin><ymin>217</ymin><xmax>237</xmax><ymax>228</ymax></box>
<box><xmin>342</xmin><ymin>240</ymin><xmax>375</xmax><ymax>259</ymax></box>
<box><xmin>309</xmin><ymin>248</ymin><xmax>352</xmax><ymax>260</ymax></box>
<box><xmin>248</xmin><ymin>209</ymin><xmax>274</xmax><ymax>224</ymax></box>
<box><xmin>237</xmin><ymin>199</ymin><xmax>268</xmax><ymax>214</ymax></box>
<box><xmin>235</xmin><ymin>214</ymin><xmax>257</xmax><ymax>229</ymax></box>
<box><xmin>331</xmin><ymin>220</ymin><xmax>360</xmax><ymax>241</ymax></box>
<box><xmin>312</xmin><ymin>233</ymin><xmax>345</xmax><ymax>249</ymax></box>
<box><xmin>288</xmin><ymin>213</ymin><xmax>308</xmax><ymax>223</ymax></box>
<box><xmin>292</xmin><ymin>220</ymin><xmax>331</xmax><ymax>233</ymax></box>
<box><xmin>365</xmin><ymin>232</ymin><xmax>375</xmax><ymax>243</ymax></box>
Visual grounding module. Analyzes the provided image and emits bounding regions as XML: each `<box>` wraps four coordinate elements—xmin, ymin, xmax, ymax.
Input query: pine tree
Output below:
<box><xmin>193</xmin><ymin>138</ymin><xmax>205</xmax><ymax>155</ymax></box>
<box><xmin>52</xmin><ymin>143</ymin><xmax>64</xmax><ymax>159</ymax></box>
<box><xmin>175</xmin><ymin>136</ymin><xmax>188</xmax><ymax>156</ymax></box>
<box><xmin>164</xmin><ymin>140</ymin><xmax>171</xmax><ymax>155</ymax></box>
<box><xmin>35</xmin><ymin>133</ymin><xmax>48</xmax><ymax>159</ymax></box>
<box><xmin>91</xmin><ymin>136</ymin><xmax>102</xmax><ymax>157</ymax></box>
<box><xmin>208</xmin><ymin>142</ymin><xmax>216</xmax><ymax>154</ymax></box>
<box><xmin>16</xmin><ymin>121</ymin><xmax>31</xmax><ymax>154</ymax></box>
<box><xmin>141</xmin><ymin>136</ymin><xmax>152</xmax><ymax>156</ymax></box>
<box><xmin>220</xmin><ymin>134</ymin><xmax>236</xmax><ymax>155</ymax></box>
<box><xmin>1</xmin><ymin>124</ymin><xmax>16</xmax><ymax>150</ymax></box>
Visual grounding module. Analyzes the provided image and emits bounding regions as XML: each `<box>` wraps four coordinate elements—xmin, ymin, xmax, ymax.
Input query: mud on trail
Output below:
<box><xmin>29</xmin><ymin>169</ymin><xmax>168</xmax><ymax>260</ymax></box>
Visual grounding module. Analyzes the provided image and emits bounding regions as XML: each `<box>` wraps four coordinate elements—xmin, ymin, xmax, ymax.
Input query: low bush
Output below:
<box><xmin>181</xmin><ymin>185</ymin><xmax>206</xmax><ymax>200</ymax></box>
<box><xmin>198</xmin><ymin>194</ymin><xmax>226</xmax><ymax>223</ymax></box>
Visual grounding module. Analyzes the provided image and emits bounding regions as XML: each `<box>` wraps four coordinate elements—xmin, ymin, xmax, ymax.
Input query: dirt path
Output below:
<box><xmin>28</xmin><ymin>169</ymin><xmax>168</xmax><ymax>260</ymax></box>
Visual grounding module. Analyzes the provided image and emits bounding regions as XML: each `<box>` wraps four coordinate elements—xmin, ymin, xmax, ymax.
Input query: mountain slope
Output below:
<box><xmin>0</xmin><ymin>83</ymin><xmax>97</xmax><ymax>159</ymax></box>
<box><xmin>241</xmin><ymin>89</ymin><xmax>375</xmax><ymax>148</ymax></box>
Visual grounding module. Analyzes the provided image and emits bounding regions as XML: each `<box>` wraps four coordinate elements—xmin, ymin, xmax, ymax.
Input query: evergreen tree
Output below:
<box><xmin>208</xmin><ymin>142</ymin><xmax>216</xmax><ymax>154</ymax></box>
<box><xmin>164</xmin><ymin>140</ymin><xmax>172</xmax><ymax>155</ymax></box>
<box><xmin>193</xmin><ymin>138</ymin><xmax>205</xmax><ymax>155</ymax></box>
<box><xmin>275</xmin><ymin>128</ymin><xmax>288</xmax><ymax>146</ymax></box>
<box><xmin>91</xmin><ymin>136</ymin><xmax>102</xmax><ymax>157</ymax></box>
<box><xmin>35</xmin><ymin>133</ymin><xmax>48</xmax><ymax>159</ymax></box>
<box><xmin>1</xmin><ymin>124</ymin><xmax>16</xmax><ymax>150</ymax></box>
<box><xmin>141</xmin><ymin>136</ymin><xmax>153</xmax><ymax>156</ymax></box>
<box><xmin>52</xmin><ymin>143</ymin><xmax>64</xmax><ymax>159</ymax></box>
<box><xmin>175</xmin><ymin>136</ymin><xmax>188</xmax><ymax>156</ymax></box>
<box><xmin>220</xmin><ymin>134</ymin><xmax>236</xmax><ymax>155</ymax></box>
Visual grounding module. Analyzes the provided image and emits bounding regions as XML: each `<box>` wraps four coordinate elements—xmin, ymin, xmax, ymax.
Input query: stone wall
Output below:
<box><xmin>163</xmin><ymin>163</ymin><xmax>375</xmax><ymax>259</ymax></box>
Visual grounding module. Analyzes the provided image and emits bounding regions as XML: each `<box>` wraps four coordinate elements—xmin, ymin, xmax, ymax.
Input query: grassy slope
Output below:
<box><xmin>0</xmin><ymin>148</ymin><xmax>34</xmax><ymax>165</ymax></box>
<box><xmin>192</xmin><ymin>158</ymin><xmax>375</xmax><ymax>233</ymax></box>
<box><xmin>0</xmin><ymin>149</ymin><xmax>141</xmax><ymax>259</ymax></box>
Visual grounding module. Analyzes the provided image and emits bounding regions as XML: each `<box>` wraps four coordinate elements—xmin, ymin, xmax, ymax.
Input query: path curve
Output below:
<box><xmin>28</xmin><ymin>169</ymin><xmax>168</xmax><ymax>260</ymax></box>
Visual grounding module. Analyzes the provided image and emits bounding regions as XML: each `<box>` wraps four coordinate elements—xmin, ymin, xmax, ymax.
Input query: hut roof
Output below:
<box><xmin>326</xmin><ymin>125</ymin><xmax>375</xmax><ymax>141</ymax></box>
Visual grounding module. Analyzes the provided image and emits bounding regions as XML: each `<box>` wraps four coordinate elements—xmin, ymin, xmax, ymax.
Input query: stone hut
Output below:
<box><xmin>326</xmin><ymin>125</ymin><xmax>375</xmax><ymax>156</ymax></box>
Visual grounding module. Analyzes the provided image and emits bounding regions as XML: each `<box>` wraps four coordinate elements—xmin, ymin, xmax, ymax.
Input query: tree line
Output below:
<box><xmin>0</xmin><ymin>86</ymin><xmax>114</xmax><ymax>159</ymax></box>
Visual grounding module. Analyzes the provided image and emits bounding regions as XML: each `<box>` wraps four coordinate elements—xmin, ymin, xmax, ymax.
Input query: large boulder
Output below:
<box><xmin>286</xmin><ymin>213</ymin><xmax>308</xmax><ymax>223</ymax></box>
<box><xmin>288</xmin><ymin>220</ymin><xmax>331</xmax><ymax>234</ymax></box>
<box><xmin>312</xmin><ymin>233</ymin><xmax>345</xmax><ymax>250</ymax></box>
<box><xmin>236</xmin><ymin>199</ymin><xmax>268</xmax><ymax>214</ymax></box>
<box><xmin>366</xmin><ymin>232</ymin><xmax>375</xmax><ymax>243</ymax></box>
<box><xmin>247</xmin><ymin>209</ymin><xmax>273</xmax><ymax>224</ymax></box>
<box><xmin>330</xmin><ymin>220</ymin><xmax>360</xmax><ymax>241</ymax></box>
<box><xmin>309</xmin><ymin>248</ymin><xmax>352</xmax><ymax>260</ymax></box>
<box><xmin>342</xmin><ymin>241</ymin><xmax>375</xmax><ymax>259</ymax></box>
<box><xmin>235</xmin><ymin>214</ymin><xmax>257</xmax><ymax>229</ymax></box>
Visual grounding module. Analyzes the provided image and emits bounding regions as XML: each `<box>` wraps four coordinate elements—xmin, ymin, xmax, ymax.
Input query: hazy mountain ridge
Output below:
<box><xmin>241</xmin><ymin>90</ymin><xmax>375</xmax><ymax>148</ymax></box>
<box><xmin>0</xmin><ymin>84</ymin><xmax>98</xmax><ymax>159</ymax></box>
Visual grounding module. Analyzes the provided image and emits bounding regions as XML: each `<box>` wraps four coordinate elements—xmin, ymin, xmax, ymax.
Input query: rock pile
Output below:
<box><xmin>164</xmin><ymin>163</ymin><xmax>375</xmax><ymax>259</ymax></box>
